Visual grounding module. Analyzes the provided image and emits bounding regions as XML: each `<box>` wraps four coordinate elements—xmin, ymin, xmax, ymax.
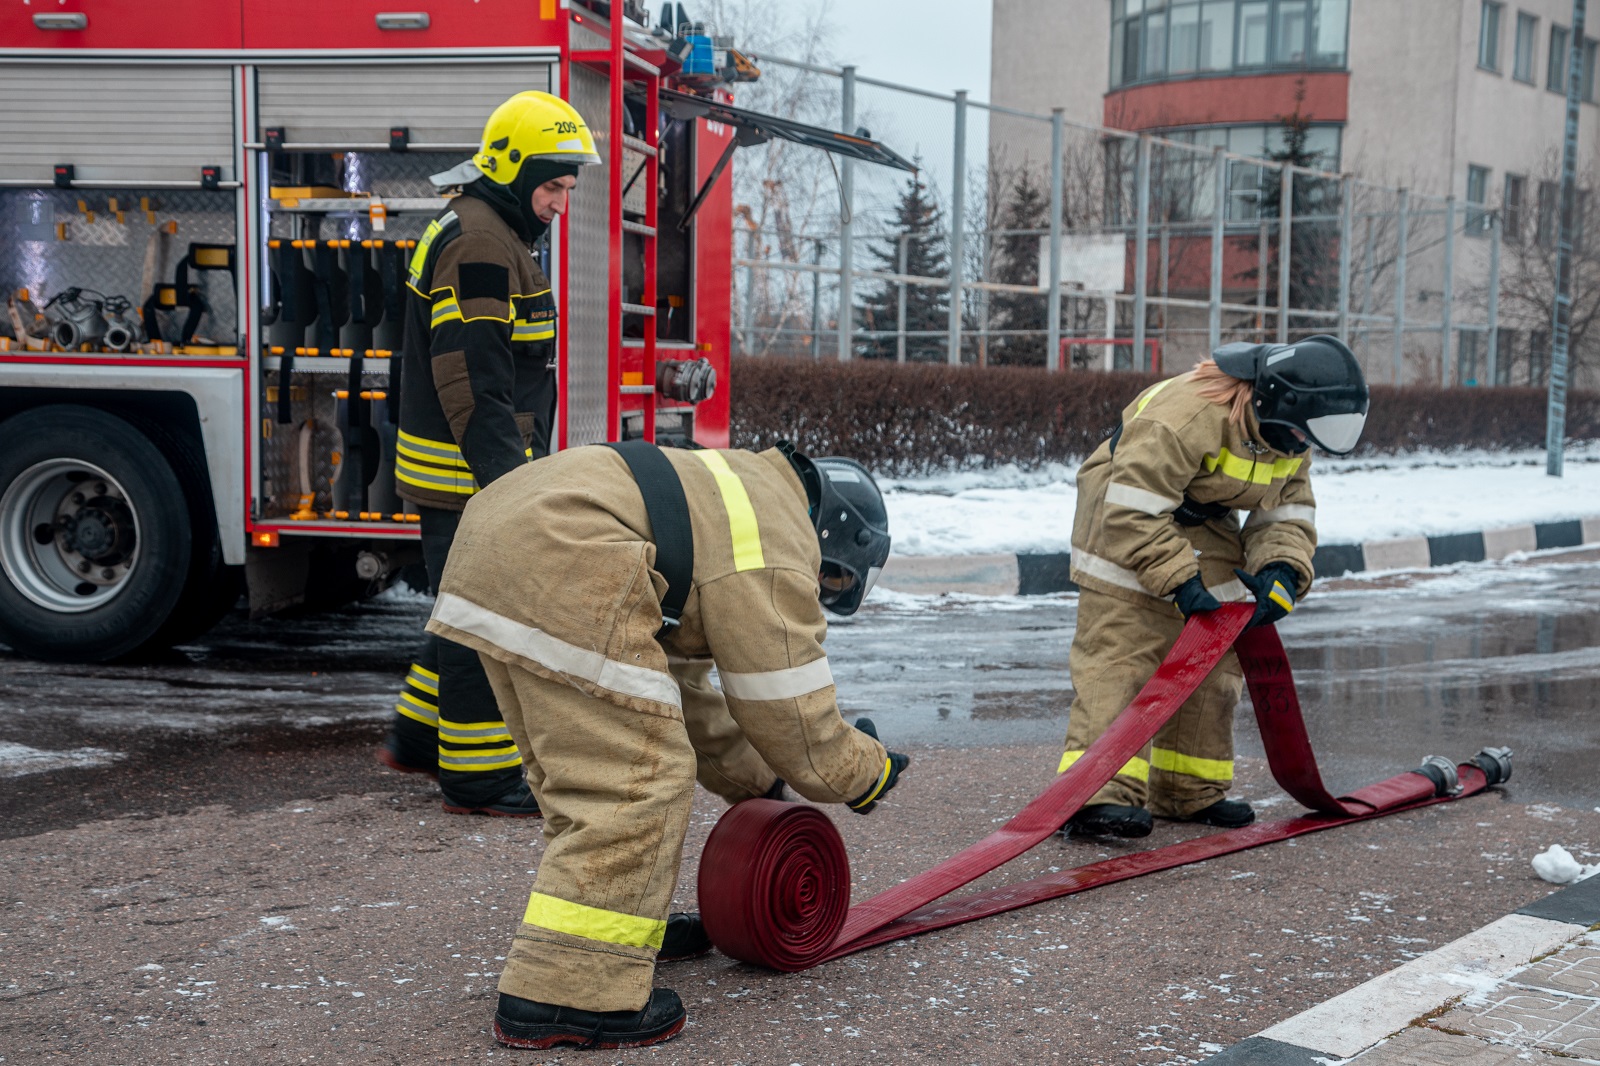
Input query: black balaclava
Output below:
<box><xmin>461</xmin><ymin>159</ymin><xmax>581</xmax><ymax>245</ymax></box>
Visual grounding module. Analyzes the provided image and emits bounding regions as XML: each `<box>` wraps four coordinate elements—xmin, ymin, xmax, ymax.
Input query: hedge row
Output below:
<box><xmin>728</xmin><ymin>356</ymin><xmax>1600</xmax><ymax>476</ymax></box>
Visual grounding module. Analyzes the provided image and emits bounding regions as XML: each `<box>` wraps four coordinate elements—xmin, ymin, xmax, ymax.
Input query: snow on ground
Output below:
<box><xmin>0</xmin><ymin>741</ymin><xmax>124</xmax><ymax>778</ymax></box>
<box><xmin>883</xmin><ymin>444</ymin><xmax>1600</xmax><ymax>557</ymax></box>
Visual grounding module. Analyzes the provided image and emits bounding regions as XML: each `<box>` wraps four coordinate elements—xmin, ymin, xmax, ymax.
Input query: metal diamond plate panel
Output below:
<box><xmin>1</xmin><ymin>188</ymin><xmax>239</xmax><ymax>344</ymax></box>
<box><xmin>565</xmin><ymin>64</ymin><xmax>612</xmax><ymax>447</ymax></box>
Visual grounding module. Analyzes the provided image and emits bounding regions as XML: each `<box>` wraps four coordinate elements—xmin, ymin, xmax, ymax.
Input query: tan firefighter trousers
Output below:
<box><xmin>480</xmin><ymin>654</ymin><xmax>775</xmax><ymax>1013</ymax></box>
<box><xmin>1062</xmin><ymin>587</ymin><xmax>1245</xmax><ymax>818</ymax></box>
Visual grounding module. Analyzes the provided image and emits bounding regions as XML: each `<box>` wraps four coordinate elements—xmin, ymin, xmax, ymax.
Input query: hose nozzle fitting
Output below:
<box><xmin>1471</xmin><ymin>746</ymin><xmax>1514</xmax><ymax>786</ymax></box>
<box><xmin>1414</xmin><ymin>754</ymin><xmax>1461</xmax><ymax>797</ymax></box>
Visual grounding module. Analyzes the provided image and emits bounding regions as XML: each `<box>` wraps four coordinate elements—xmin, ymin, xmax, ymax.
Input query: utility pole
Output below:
<box><xmin>1548</xmin><ymin>0</ymin><xmax>1586</xmax><ymax>476</ymax></box>
<box><xmin>838</xmin><ymin>65</ymin><xmax>856</xmax><ymax>362</ymax></box>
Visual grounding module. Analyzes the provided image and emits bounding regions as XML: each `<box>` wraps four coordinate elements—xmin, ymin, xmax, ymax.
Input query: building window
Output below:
<box><xmin>1549</xmin><ymin>24</ymin><xmax>1569</xmax><ymax>90</ymax></box>
<box><xmin>1480</xmin><ymin>1</ymin><xmax>1504</xmax><ymax>70</ymax></box>
<box><xmin>1585</xmin><ymin>38</ymin><xmax>1599</xmax><ymax>101</ymax></box>
<box><xmin>1504</xmin><ymin>173</ymin><xmax>1526</xmax><ymax>240</ymax></box>
<box><xmin>1109</xmin><ymin>0</ymin><xmax>1349</xmax><ymax>88</ymax></box>
<box><xmin>1467</xmin><ymin>165</ymin><xmax>1491</xmax><ymax>236</ymax></box>
<box><xmin>1514</xmin><ymin>12</ymin><xmax>1538</xmax><ymax>82</ymax></box>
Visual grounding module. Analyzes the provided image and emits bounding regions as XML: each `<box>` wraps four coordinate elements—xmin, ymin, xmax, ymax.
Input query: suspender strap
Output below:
<box><xmin>603</xmin><ymin>440</ymin><xmax>695</xmax><ymax>635</ymax></box>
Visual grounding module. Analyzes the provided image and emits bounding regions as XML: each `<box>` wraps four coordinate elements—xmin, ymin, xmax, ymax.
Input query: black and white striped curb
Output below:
<box><xmin>876</xmin><ymin>516</ymin><xmax>1600</xmax><ymax>597</ymax></box>
<box><xmin>1197</xmin><ymin>874</ymin><xmax>1600</xmax><ymax>1063</ymax></box>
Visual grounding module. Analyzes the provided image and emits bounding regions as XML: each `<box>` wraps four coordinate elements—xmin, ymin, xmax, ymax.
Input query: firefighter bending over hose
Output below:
<box><xmin>425</xmin><ymin>440</ymin><xmax>908</xmax><ymax>1049</ymax></box>
<box><xmin>379</xmin><ymin>92</ymin><xmax>599</xmax><ymax>816</ymax></box>
<box><xmin>1061</xmin><ymin>336</ymin><xmax>1369</xmax><ymax>838</ymax></box>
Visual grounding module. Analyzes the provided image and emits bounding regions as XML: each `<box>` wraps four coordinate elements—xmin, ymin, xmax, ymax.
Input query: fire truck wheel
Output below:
<box><xmin>0</xmin><ymin>406</ymin><xmax>193</xmax><ymax>662</ymax></box>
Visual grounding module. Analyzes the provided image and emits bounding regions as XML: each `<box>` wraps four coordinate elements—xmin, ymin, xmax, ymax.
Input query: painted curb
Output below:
<box><xmin>1201</xmin><ymin>875</ymin><xmax>1600</xmax><ymax>1062</ymax></box>
<box><xmin>876</xmin><ymin>515</ymin><xmax>1600</xmax><ymax>597</ymax></box>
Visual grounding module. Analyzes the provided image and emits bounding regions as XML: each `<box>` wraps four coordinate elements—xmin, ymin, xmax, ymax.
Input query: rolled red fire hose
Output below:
<box><xmin>698</xmin><ymin>603</ymin><xmax>1510</xmax><ymax>970</ymax></box>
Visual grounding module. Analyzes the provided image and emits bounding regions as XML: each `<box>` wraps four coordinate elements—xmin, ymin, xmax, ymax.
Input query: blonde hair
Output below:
<box><xmin>1191</xmin><ymin>359</ymin><xmax>1253</xmax><ymax>427</ymax></box>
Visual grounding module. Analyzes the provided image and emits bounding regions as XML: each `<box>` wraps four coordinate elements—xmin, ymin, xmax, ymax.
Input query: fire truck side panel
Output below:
<box><xmin>240</xmin><ymin>1</ymin><xmax>565</xmax><ymax>52</ymax></box>
<box><xmin>0</xmin><ymin>364</ymin><xmax>247</xmax><ymax>564</ymax></box>
<box><xmin>691</xmin><ymin>113</ymin><xmax>734</xmax><ymax>448</ymax></box>
<box><xmin>2</xmin><ymin>1</ymin><xmax>244</xmax><ymax>51</ymax></box>
<box><xmin>560</xmin><ymin>61</ymin><xmax>615</xmax><ymax>449</ymax></box>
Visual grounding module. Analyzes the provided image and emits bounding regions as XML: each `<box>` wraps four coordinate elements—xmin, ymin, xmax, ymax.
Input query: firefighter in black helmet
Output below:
<box><xmin>1060</xmin><ymin>336</ymin><xmax>1368</xmax><ymax>839</ymax></box>
<box><xmin>377</xmin><ymin>91</ymin><xmax>601</xmax><ymax>816</ymax></box>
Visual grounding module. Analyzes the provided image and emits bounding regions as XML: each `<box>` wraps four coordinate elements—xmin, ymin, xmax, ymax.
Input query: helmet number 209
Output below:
<box><xmin>552</xmin><ymin>121</ymin><xmax>580</xmax><ymax>134</ymax></box>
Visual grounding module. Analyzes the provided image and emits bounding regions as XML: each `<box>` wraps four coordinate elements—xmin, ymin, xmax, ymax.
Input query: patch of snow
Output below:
<box><xmin>0</xmin><ymin>741</ymin><xmax>124</xmax><ymax>778</ymax></box>
<box><xmin>1532</xmin><ymin>844</ymin><xmax>1600</xmax><ymax>884</ymax></box>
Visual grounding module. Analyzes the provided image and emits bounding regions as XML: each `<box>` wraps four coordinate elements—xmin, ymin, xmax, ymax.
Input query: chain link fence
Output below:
<box><xmin>730</xmin><ymin>56</ymin><xmax>1546</xmax><ymax>389</ymax></box>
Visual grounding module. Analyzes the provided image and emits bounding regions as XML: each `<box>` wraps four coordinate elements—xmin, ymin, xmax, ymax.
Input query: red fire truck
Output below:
<box><xmin>0</xmin><ymin>0</ymin><xmax>910</xmax><ymax>662</ymax></box>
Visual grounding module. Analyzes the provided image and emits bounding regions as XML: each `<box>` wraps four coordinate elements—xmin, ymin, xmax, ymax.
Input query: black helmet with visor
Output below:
<box><xmin>1213</xmin><ymin>335</ymin><xmax>1369</xmax><ymax>455</ymax></box>
<box><xmin>777</xmin><ymin>442</ymin><xmax>891</xmax><ymax>616</ymax></box>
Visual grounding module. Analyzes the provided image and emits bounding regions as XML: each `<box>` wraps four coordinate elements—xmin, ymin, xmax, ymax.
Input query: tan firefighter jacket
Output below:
<box><xmin>425</xmin><ymin>444</ymin><xmax>890</xmax><ymax>806</ymax></box>
<box><xmin>1070</xmin><ymin>371</ymin><xmax>1318</xmax><ymax>611</ymax></box>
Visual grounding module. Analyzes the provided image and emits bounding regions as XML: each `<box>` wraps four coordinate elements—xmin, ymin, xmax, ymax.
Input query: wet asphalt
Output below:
<box><xmin>1</xmin><ymin>550</ymin><xmax>1598</xmax><ymax>1063</ymax></box>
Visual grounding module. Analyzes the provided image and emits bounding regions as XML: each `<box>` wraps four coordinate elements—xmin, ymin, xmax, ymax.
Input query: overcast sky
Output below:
<box><xmin>828</xmin><ymin>1</ymin><xmax>994</xmax><ymax>100</ymax></box>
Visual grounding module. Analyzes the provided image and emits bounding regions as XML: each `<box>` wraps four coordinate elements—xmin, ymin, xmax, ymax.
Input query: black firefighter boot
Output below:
<box><xmin>656</xmin><ymin>913</ymin><xmax>712</xmax><ymax>963</ymax></box>
<box><xmin>1064</xmin><ymin>803</ymin><xmax>1154</xmax><ymax>838</ymax></box>
<box><xmin>493</xmin><ymin>988</ymin><xmax>687</xmax><ymax>1050</ymax></box>
<box><xmin>439</xmin><ymin>768</ymin><xmax>542</xmax><ymax>818</ymax></box>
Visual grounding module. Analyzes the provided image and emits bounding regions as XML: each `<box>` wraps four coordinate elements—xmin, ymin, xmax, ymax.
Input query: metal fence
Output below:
<box><xmin>730</xmin><ymin>55</ymin><xmax>1545</xmax><ymax>389</ymax></box>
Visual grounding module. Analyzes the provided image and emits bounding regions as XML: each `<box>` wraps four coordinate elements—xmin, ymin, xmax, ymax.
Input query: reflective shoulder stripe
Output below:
<box><xmin>431</xmin><ymin>592</ymin><xmax>682</xmax><ymax>710</ymax></box>
<box><xmin>850</xmin><ymin>757</ymin><xmax>894</xmax><ymax>808</ymax></box>
<box><xmin>1150</xmin><ymin>746</ymin><xmax>1234</xmax><ymax>782</ymax></box>
<box><xmin>1105</xmin><ymin>482</ymin><xmax>1181</xmax><ymax>516</ymax></box>
<box><xmin>1245</xmin><ymin>503</ymin><xmax>1317</xmax><ymax>526</ymax></box>
<box><xmin>719</xmin><ymin>657</ymin><xmax>834</xmax><ymax>703</ymax></box>
<box><xmin>1203</xmin><ymin>448</ymin><xmax>1303</xmax><ymax>486</ymax></box>
<box><xmin>692</xmin><ymin>450</ymin><xmax>765</xmax><ymax>572</ymax></box>
<box><xmin>407</xmin><ymin>210</ymin><xmax>460</xmax><ymax>288</ymax></box>
<box><xmin>1057</xmin><ymin>749</ymin><xmax>1150</xmax><ymax>781</ymax></box>
<box><xmin>431</xmin><ymin>295</ymin><xmax>463</xmax><ymax>326</ymax></box>
<box><xmin>1133</xmin><ymin>377</ymin><xmax>1178</xmax><ymax>416</ymax></box>
<box><xmin>523</xmin><ymin>891</ymin><xmax>667</xmax><ymax>950</ymax></box>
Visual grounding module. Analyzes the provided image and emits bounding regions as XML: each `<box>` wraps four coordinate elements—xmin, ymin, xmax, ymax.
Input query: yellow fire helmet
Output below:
<box><xmin>475</xmin><ymin>91</ymin><xmax>602</xmax><ymax>182</ymax></box>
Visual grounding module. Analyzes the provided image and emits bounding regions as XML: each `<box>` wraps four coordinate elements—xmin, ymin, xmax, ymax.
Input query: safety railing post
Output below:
<box><xmin>810</xmin><ymin>238</ymin><xmax>823</xmax><ymax>360</ymax></box>
<box><xmin>1393</xmin><ymin>187</ymin><xmax>1409</xmax><ymax>385</ymax></box>
<box><xmin>896</xmin><ymin>235</ymin><xmax>908</xmax><ymax>364</ymax></box>
<box><xmin>1133</xmin><ymin>133</ymin><xmax>1151</xmax><ymax>371</ymax></box>
<box><xmin>838</xmin><ymin>64</ymin><xmax>856</xmax><ymax>362</ymax></box>
<box><xmin>1209</xmin><ymin>146</ymin><xmax>1225</xmax><ymax>352</ymax></box>
<box><xmin>1046</xmin><ymin>108</ymin><xmax>1064</xmax><ymax>371</ymax></box>
<box><xmin>1441</xmin><ymin>195</ymin><xmax>1456</xmax><ymax>385</ymax></box>
<box><xmin>1487</xmin><ymin>211</ymin><xmax>1502</xmax><ymax>385</ymax></box>
<box><xmin>1337</xmin><ymin>174</ymin><xmax>1353</xmax><ymax>344</ymax></box>
<box><xmin>1277</xmin><ymin>165</ymin><xmax>1292</xmax><ymax>344</ymax></box>
<box><xmin>948</xmin><ymin>89</ymin><xmax>967</xmax><ymax>365</ymax></box>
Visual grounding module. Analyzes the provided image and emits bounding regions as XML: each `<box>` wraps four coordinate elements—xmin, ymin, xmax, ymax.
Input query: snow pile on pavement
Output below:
<box><xmin>882</xmin><ymin>445</ymin><xmax>1600</xmax><ymax>557</ymax></box>
<box><xmin>0</xmin><ymin>741</ymin><xmax>124</xmax><ymax>778</ymax></box>
<box><xmin>1531</xmin><ymin>844</ymin><xmax>1600</xmax><ymax>884</ymax></box>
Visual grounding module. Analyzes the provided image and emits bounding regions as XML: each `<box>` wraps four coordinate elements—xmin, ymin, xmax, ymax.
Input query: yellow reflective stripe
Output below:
<box><xmin>693</xmin><ymin>450</ymin><xmax>764</xmax><ymax>571</ymax></box>
<box><xmin>438</xmin><ymin>751</ymin><xmax>523</xmax><ymax>771</ymax></box>
<box><xmin>406</xmin><ymin>667</ymin><xmax>439</xmax><ymax>697</ymax></box>
<box><xmin>1150</xmin><ymin>747</ymin><xmax>1234</xmax><ymax>781</ymax></box>
<box><xmin>431</xmin><ymin>298</ymin><xmax>463</xmax><ymax>326</ymax></box>
<box><xmin>1133</xmin><ymin>377</ymin><xmax>1177</xmax><ymax>415</ymax></box>
<box><xmin>439</xmin><ymin>741</ymin><xmax>519</xmax><ymax>758</ymax></box>
<box><xmin>396</xmin><ymin>458</ymin><xmax>478</xmax><ymax>494</ymax></box>
<box><xmin>437</xmin><ymin>718</ymin><xmax>514</xmax><ymax>742</ymax></box>
<box><xmin>397</xmin><ymin>441</ymin><xmax>472</xmax><ymax>471</ymax></box>
<box><xmin>1268</xmin><ymin>584</ymin><xmax>1295</xmax><ymax>611</ymax></box>
<box><xmin>1057</xmin><ymin>749</ymin><xmax>1150</xmax><ymax>781</ymax></box>
<box><xmin>411</xmin><ymin>663</ymin><xmax>439</xmax><ymax>682</ymax></box>
<box><xmin>1202</xmin><ymin>448</ymin><xmax>1303</xmax><ymax>486</ymax></box>
<box><xmin>850</xmin><ymin>757</ymin><xmax>893</xmax><ymax>808</ymax></box>
<box><xmin>396</xmin><ymin>429</ymin><xmax>470</xmax><ymax>467</ymax></box>
<box><xmin>511</xmin><ymin>322</ymin><xmax>556</xmax><ymax>341</ymax></box>
<box><xmin>395</xmin><ymin>696</ymin><xmax>438</xmax><ymax>727</ymax></box>
<box><xmin>522</xmin><ymin>892</ymin><xmax>667</xmax><ymax>950</ymax></box>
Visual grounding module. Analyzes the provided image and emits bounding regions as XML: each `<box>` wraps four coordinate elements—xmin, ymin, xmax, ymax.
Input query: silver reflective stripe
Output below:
<box><xmin>719</xmin><ymin>657</ymin><xmax>835</xmax><ymax>703</ymax></box>
<box><xmin>1073</xmin><ymin>550</ymin><xmax>1251</xmax><ymax>604</ymax></box>
<box><xmin>1246</xmin><ymin>504</ymin><xmax>1317</xmax><ymax>527</ymax></box>
<box><xmin>1105</xmin><ymin>482</ymin><xmax>1181</xmax><ymax>516</ymax></box>
<box><xmin>438</xmin><ymin>722</ymin><xmax>513</xmax><ymax>741</ymax></box>
<box><xmin>430</xmin><ymin>593</ymin><xmax>682</xmax><ymax>709</ymax></box>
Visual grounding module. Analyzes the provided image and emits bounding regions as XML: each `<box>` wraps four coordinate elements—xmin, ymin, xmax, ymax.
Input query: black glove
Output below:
<box><xmin>1171</xmin><ymin>575</ymin><xmax>1221</xmax><ymax>618</ymax></box>
<box><xmin>848</xmin><ymin>717</ymin><xmax>909</xmax><ymax>815</ymax></box>
<box><xmin>1233</xmin><ymin>562</ymin><xmax>1300</xmax><ymax>629</ymax></box>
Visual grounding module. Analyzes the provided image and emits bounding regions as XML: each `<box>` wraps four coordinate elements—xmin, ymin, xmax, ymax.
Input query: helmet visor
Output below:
<box><xmin>1304</xmin><ymin>411</ymin><xmax>1367</xmax><ymax>455</ymax></box>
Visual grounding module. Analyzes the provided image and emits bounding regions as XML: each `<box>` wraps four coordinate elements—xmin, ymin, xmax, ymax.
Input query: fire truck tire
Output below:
<box><xmin>0</xmin><ymin>405</ymin><xmax>194</xmax><ymax>662</ymax></box>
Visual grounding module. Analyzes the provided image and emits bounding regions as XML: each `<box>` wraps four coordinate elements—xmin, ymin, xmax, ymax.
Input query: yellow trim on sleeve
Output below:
<box><xmin>1150</xmin><ymin>746</ymin><xmax>1234</xmax><ymax>782</ymax></box>
<box><xmin>522</xmin><ymin>892</ymin><xmax>667</xmax><ymax>950</ymax></box>
<box><xmin>692</xmin><ymin>450</ymin><xmax>765</xmax><ymax>572</ymax></box>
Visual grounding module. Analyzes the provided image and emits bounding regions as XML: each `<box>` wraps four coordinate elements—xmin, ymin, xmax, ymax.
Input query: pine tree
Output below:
<box><xmin>856</xmin><ymin>170</ymin><xmax>949</xmax><ymax>360</ymax></box>
<box><xmin>1248</xmin><ymin>82</ymin><xmax>1339</xmax><ymax>319</ymax></box>
<box><xmin>988</xmin><ymin>166</ymin><xmax>1049</xmax><ymax>365</ymax></box>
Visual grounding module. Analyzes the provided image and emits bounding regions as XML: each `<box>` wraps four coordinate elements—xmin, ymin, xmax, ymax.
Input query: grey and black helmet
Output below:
<box><xmin>1214</xmin><ymin>335</ymin><xmax>1370</xmax><ymax>455</ymax></box>
<box><xmin>778</xmin><ymin>442</ymin><xmax>891</xmax><ymax>615</ymax></box>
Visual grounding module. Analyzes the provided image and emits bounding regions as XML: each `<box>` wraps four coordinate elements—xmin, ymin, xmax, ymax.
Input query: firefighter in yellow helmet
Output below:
<box><xmin>378</xmin><ymin>92</ymin><xmax>601</xmax><ymax>816</ymax></box>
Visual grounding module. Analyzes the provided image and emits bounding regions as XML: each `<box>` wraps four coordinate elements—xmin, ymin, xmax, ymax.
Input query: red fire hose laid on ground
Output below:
<box><xmin>698</xmin><ymin>602</ymin><xmax>1513</xmax><ymax>971</ymax></box>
